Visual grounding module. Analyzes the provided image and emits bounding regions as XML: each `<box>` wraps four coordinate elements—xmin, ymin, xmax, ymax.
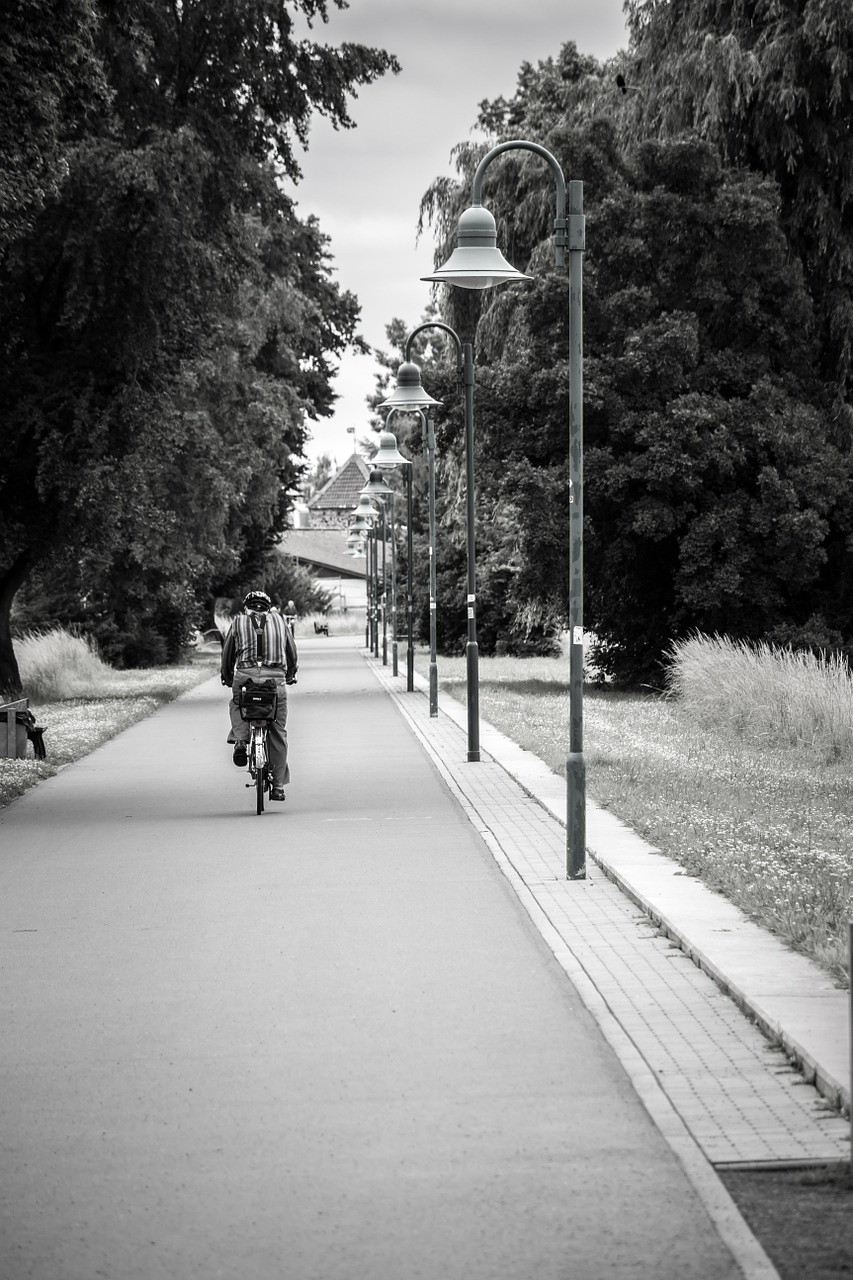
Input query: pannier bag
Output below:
<box><xmin>238</xmin><ymin>678</ymin><xmax>278</xmax><ymax>721</ymax></box>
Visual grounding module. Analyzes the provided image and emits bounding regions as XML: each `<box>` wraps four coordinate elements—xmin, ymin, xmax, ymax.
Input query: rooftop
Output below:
<box><xmin>308</xmin><ymin>454</ymin><xmax>371</xmax><ymax>512</ymax></box>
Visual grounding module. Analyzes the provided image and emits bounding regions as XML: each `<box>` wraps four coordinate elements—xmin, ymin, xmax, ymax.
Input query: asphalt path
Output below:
<box><xmin>0</xmin><ymin>640</ymin><xmax>746</xmax><ymax>1279</ymax></box>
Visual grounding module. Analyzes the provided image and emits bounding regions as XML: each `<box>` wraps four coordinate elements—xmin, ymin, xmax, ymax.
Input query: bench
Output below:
<box><xmin>313</xmin><ymin>621</ymin><xmax>329</xmax><ymax>636</ymax></box>
<box><xmin>1</xmin><ymin>698</ymin><xmax>30</xmax><ymax>759</ymax></box>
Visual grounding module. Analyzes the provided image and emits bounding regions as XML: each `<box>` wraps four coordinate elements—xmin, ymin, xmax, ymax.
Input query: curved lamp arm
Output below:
<box><xmin>471</xmin><ymin>139</ymin><xmax>567</xmax><ymax>267</ymax></box>
<box><xmin>404</xmin><ymin>321</ymin><xmax>462</xmax><ymax>371</ymax></box>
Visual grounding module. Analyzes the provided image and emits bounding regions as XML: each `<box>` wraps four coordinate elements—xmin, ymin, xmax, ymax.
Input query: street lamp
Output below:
<box><xmin>344</xmin><ymin>528</ymin><xmax>367</xmax><ymax>644</ymax></box>
<box><xmin>373</xmin><ymin>410</ymin><xmax>421</xmax><ymax>694</ymax></box>
<box><xmin>360</xmin><ymin>468</ymin><xmax>397</xmax><ymax>673</ymax></box>
<box><xmin>370</xmin><ymin>428</ymin><xmax>409</xmax><ymax>681</ymax></box>
<box><xmin>381</xmin><ymin>331</ymin><xmax>480</xmax><ymax>759</ymax></box>
<box><xmin>373</xmin><ymin>399</ymin><xmax>440</xmax><ymax>716</ymax></box>
<box><xmin>423</xmin><ymin>139</ymin><xmax>586</xmax><ymax>879</ymax></box>
<box><xmin>350</xmin><ymin>497</ymin><xmax>383</xmax><ymax>659</ymax></box>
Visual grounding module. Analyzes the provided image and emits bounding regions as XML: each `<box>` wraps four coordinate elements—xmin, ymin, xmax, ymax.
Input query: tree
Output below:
<box><xmin>0</xmin><ymin>0</ymin><xmax>108</xmax><ymax>245</ymax></box>
<box><xmin>623</xmin><ymin>0</ymin><xmax>853</xmax><ymax>415</ymax></box>
<box><xmin>304</xmin><ymin>454</ymin><xmax>335</xmax><ymax>498</ymax></box>
<box><xmin>0</xmin><ymin>0</ymin><xmax>399</xmax><ymax>694</ymax></box>
<box><xmin>371</xmin><ymin>311</ymin><xmax>559</xmax><ymax>658</ymax></box>
<box><xmin>414</xmin><ymin>45</ymin><xmax>849</xmax><ymax>679</ymax></box>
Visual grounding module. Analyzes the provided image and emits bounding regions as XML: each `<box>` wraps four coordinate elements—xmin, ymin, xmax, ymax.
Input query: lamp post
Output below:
<box><xmin>374</xmin><ymin>410</ymin><xmax>418</xmax><ymax>692</ymax></box>
<box><xmin>374</xmin><ymin>403</ymin><xmax>439</xmax><ymax>713</ymax></box>
<box><xmin>423</xmin><ymin>139</ymin><xmax>586</xmax><ymax>878</ymax></box>
<box><xmin>370</xmin><ymin>407</ymin><xmax>439</xmax><ymax>712</ymax></box>
<box><xmin>371</xmin><ymin>426</ymin><xmax>410</xmax><ymax>683</ymax></box>
<box><xmin>423</xmin><ymin>411</ymin><xmax>439</xmax><ymax>716</ymax></box>
<box><xmin>360</xmin><ymin>468</ymin><xmax>397</xmax><ymax>673</ymax></box>
<box><xmin>371</xmin><ymin>521</ymin><xmax>380</xmax><ymax>657</ymax></box>
<box><xmin>350</xmin><ymin>496</ymin><xmax>382</xmax><ymax>659</ymax></box>
<box><xmin>345</xmin><ymin>528</ymin><xmax>368</xmax><ymax>644</ymax></box>
<box><xmin>381</xmin><ymin>329</ymin><xmax>480</xmax><ymax>758</ymax></box>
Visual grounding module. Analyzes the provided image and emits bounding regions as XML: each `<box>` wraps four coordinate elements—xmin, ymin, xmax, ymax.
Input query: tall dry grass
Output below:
<box><xmin>667</xmin><ymin>633</ymin><xmax>853</xmax><ymax>760</ymax></box>
<box><xmin>17</xmin><ymin>627</ymin><xmax>120</xmax><ymax>701</ymax></box>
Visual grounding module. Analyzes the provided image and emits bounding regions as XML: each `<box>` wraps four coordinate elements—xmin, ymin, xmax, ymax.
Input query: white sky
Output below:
<box><xmin>287</xmin><ymin>0</ymin><xmax>630</xmax><ymax>466</ymax></box>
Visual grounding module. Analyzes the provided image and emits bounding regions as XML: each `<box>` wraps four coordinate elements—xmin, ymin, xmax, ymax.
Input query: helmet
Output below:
<box><xmin>243</xmin><ymin>590</ymin><xmax>271</xmax><ymax>613</ymax></box>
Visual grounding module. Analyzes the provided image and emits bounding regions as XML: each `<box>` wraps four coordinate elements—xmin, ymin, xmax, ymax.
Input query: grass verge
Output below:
<box><xmin>414</xmin><ymin>650</ymin><xmax>853</xmax><ymax>986</ymax></box>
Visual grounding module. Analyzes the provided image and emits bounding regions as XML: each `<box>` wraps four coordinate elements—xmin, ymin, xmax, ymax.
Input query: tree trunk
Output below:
<box><xmin>0</xmin><ymin>550</ymin><xmax>34</xmax><ymax>700</ymax></box>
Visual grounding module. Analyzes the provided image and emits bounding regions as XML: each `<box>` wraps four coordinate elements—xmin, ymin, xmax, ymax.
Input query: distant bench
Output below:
<box><xmin>313</xmin><ymin>621</ymin><xmax>329</xmax><ymax>636</ymax></box>
<box><xmin>0</xmin><ymin>698</ymin><xmax>28</xmax><ymax>758</ymax></box>
<box><xmin>0</xmin><ymin>698</ymin><xmax>47</xmax><ymax>760</ymax></box>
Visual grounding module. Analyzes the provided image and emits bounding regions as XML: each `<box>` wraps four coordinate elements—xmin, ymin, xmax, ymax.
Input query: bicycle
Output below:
<box><xmin>238</xmin><ymin>679</ymin><xmax>278</xmax><ymax>815</ymax></box>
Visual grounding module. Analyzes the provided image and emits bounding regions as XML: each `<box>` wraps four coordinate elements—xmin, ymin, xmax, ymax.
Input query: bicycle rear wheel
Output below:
<box><xmin>250</xmin><ymin>726</ymin><xmax>265</xmax><ymax>814</ymax></box>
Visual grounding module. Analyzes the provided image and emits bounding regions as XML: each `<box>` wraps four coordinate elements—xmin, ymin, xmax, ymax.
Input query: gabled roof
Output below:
<box><xmin>308</xmin><ymin>453</ymin><xmax>371</xmax><ymax>511</ymax></box>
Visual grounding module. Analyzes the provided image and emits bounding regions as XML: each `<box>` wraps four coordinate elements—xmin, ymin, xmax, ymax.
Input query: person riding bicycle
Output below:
<box><xmin>220</xmin><ymin>590</ymin><xmax>298</xmax><ymax>802</ymax></box>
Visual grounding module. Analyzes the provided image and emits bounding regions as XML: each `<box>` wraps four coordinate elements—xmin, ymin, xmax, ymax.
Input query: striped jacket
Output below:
<box><xmin>221</xmin><ymin>612</ymin><xmax>298</xmax><ymax>683</ymax></box>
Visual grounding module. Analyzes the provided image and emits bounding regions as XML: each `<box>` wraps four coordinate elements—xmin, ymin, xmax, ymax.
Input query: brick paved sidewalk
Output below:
<box><xmin>369</xmin><ymin>656</ymin><xmax>849</xmax><ymax>1171</ymax></box>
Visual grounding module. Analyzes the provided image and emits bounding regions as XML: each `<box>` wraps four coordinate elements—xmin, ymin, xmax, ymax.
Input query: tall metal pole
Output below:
<box><xmin>461</xmin><ymin>139</ymin><xmax>584</xmax><ymax>874</ymax></box>
<box><xmin>406</xmin><ymin>460</ymin><xmax>414</xmax><ymax>691</ymax></box>
<box><xmin>401</xmin><ymin>323</ymin><xmax>473</xmax><ymax>750</ymax></box>
<box><xmin>566</xmin><ymin>179</ymin><xmax>586</xmax><ymax>879</ymax></box>
<box><xmin>381</xmin><ymin>505</ymin><xmax>388</xmax><ymax>665</ymax></box>
<box><xmin>366</xmin><ymin>526</ymin><xmax>373</xmax><ymax>652</ymax></box>
<box><xmin>372</xmin><ymin>526</ymin><xmax>379</xmax><ymax>658</ymax></box>
<box><xmin>364</xmin><ymin>532</ymin><xmax>370</xmax><ymax>649</ymax></box>
<box><xmin>425</xmin><ymin>413</ymin><xmax>439</xmax><ymax>717</ymax></box>
<box><xmin>462</xmin><ymin>342</ymin><xmax>480</xmax><ymax>762</ymax></box>
<box><xmin>390</xmin><ymin>494</ymin><xmax>398</xmax><ymax>677</ymax></box>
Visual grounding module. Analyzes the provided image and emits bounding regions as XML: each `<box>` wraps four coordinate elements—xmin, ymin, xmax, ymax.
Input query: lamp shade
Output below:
<box><xmin>379</xmin><ymin>361</ymin><xmax>442</xmax><ymax>410</ymax></box>
<box><xmin>372</xmin><ymin>429</ymin><xmax>409</xmax><ymax>469</ymax></box>
<box><xmin>421</xmin><ymin>205</ymin><xmax>532</xmax><ymax>290</ymax></box>
<box><xmin>349</xmin><ymin>514</ymin><xmax>372</xmax><ymax>533</ymax></box>
<box><xmin>361</xmin><ymin>468</ymin><xmax>395</xmax><ymax>498</ymax></box>
<box><xmin>352</xmin><ymin>494</ymin><xmax>378</xmax><ymax>521</ymax></box>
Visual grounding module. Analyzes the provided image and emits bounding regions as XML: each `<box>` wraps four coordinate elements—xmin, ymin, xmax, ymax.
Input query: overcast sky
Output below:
<box><xmin>286</xmin><ymin>0</ymin><xmax>630</xmax><ymax>466</ymax></box>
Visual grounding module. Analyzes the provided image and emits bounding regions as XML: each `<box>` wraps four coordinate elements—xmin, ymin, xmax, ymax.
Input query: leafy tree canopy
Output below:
<box><xmin>410</xmin><ymin>41</ymin><xmax>849</xmax><ymax>679</ymax></box>
<box><xmin>0</xmin><ymin>0</ymin><xmax>399</xmax><ymax>693</ymax></box>
<box><xmin>0</xmin><ymin>0</ymin><xmax>108</xmax><ymax>244</ymax></box>
<box><xmin>623</xmin><ymin>0</ymin><xmax>853</xmax><ymax>409</ymax></box>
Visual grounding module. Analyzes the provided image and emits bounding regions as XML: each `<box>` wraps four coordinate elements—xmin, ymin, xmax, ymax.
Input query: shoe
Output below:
<box><xmin>232</xmin><ymin>742</ymin><xmax>248</xmax><ymax>767</ymax></box>
<box><xmin>270</xmin><ymin>786</ymin><xmax>286</xmax><ymax>801</ymax></box>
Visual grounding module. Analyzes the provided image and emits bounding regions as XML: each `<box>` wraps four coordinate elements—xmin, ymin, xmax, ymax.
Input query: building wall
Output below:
<box><xmin>310</xmin><ymin>509</ymin><xmax>350</xmax><ymax>531</ymax></box>
<box><xmin>321</xmin><ymin>576</ymin><xmax>367</xmax><ymax>614</ymax></box>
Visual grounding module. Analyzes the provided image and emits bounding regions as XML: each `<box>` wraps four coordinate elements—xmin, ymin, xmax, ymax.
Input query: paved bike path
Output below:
<box><xmin>1</xmin><ymin>642</ymin><xmax>752</xmax><ymax>1279</ymax></box>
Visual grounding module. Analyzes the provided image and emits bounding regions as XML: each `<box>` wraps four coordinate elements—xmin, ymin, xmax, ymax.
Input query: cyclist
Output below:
<box><xmin>221</xmin><ymin>590</ymin><xmax>298</xmax><ymax>801</ymax></box>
